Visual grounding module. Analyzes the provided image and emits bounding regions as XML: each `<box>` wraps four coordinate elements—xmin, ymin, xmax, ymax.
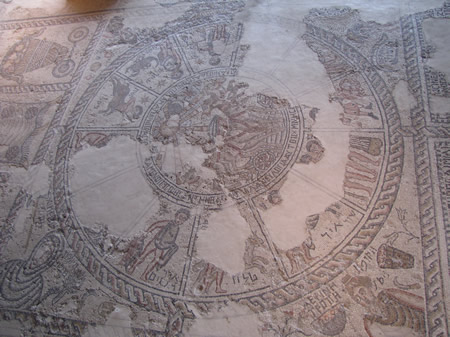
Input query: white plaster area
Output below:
<box><xmin>423</xmin><ymin>18</ymin><xmax>450</xmax><ymax>78</ymax></box>
<box><xmin>195</xmin><ymin>203</ymin><xmax>252</xmax><ymax>275</ymax></box>
<box><xmin>243</xmin><ymin>19</ymin><xmax>349</xmax><ymax>251</ymax></box>
<box><xmin>70</xmin><ymin>136</ymin><xmax>159</xmax><ymax>237</ymax></box>
<box><xmin>240</xmin><ymin>20</ymin><xmax>301</xmax><ymax>76</ymax></box>
<box><xmin>429</xmin><ymin>95</ymin><xmax>450</xmax><ymax>119</ymax></box>
<box><xmin>243</xmin><ymin>0</ymin><xmax>444</xmax><ymax>25</ymax></box>
<box><xmin>393</xmin><ymin>80</ymin><xmax>417</xmax><ymax>127</ymax></box>
<box><xmin>261</xmin><ymin>131</ymin><xmax>348</xmax><ymax>251</ymax></box>
<box><xmin>4</xmin><ymin>0</ymin><xmax>445</xmax><ymax>25</ymax></box>
<box><xmin>2</xmin><ymin>164</ymin><xmax>51</xmax><ymax>237</ymax></box>
<box><xmin>7</xmin><ymin>163</ymin><xmax>51</xmax><ymax>197</ymax></box>
<box><xmin>187</xmin><ymin>302</ymin><xmax>261</xmax><ymax>337</ymax></box>
<box><xmin>368</xmin><ymin>324</ymin><xmax>423</xmax><ymax>337</ymax></box>
<box><xmin>82</xmin><ymin>304</ymin><xmax>133</xmax><ymax>337</ymax></box>
<box><xmin>154</xmin><ymin>138</ymin><xmax>218</xmax><ymax>181</ymax></box>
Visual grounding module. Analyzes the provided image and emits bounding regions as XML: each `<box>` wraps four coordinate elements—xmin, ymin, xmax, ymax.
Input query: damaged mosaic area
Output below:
<box><xmin>0</xmin><ymin>0</ymin><xmax>449</xmax><ymax>336</ymax></box>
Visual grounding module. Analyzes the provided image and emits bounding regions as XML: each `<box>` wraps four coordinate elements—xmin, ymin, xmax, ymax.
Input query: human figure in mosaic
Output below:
<box><xmin>125</xmin><ymin>209</ymin><xmax>190</xmax><ymax>281</ymax></box>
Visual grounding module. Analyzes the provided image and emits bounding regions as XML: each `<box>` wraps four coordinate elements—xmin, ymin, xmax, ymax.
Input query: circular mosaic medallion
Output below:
<box><xmin>50</xmin><ymin>21</ymin><xmax>402</xmax><ymax>313</ymax></box>
<box><xmin>137</xmin><ymin>70</ymin><xmax>303</xmax><ymax>208</ymax></box>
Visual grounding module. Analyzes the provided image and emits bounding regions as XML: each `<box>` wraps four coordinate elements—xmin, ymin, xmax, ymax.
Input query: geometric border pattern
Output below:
<box><xmin>401</xmin><ymin>4</ymin><xmax>450</xmax><ymax>336</ymax></box>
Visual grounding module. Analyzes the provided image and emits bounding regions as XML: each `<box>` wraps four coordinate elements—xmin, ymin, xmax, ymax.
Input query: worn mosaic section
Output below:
<box><xmin>435</xmin><ymin>142</ymin><xmax>450</xmax><ymax>268</ymax></box>
<box><xmin>0</xmin><ymin>1</ymin><xmax>448</xmax><ymax>336</ymax></box>
<box><xmin>301</xmin><ymin>5</ymin><xmax>450</xmax><ymax>337</ymax></box>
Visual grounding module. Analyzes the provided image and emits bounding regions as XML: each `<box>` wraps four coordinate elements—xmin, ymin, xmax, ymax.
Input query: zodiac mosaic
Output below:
<box><xmin>0</xmin><ymin>1</ymin><xmax>448</xmax><ymax>336</ymax></box>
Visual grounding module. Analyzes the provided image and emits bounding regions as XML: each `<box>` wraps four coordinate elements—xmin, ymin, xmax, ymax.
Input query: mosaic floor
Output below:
<box><xmin>0</xmin><ymin>1</ymin><xmax>449</xmax><ymax>336</ymax></box>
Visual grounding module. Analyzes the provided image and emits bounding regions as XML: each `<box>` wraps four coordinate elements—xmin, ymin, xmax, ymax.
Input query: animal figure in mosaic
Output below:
<box><xmin>243</xmin><ymin>233</ymin><xmax>270</xmax><ymax>274</ymax></box>
<box><xmin>125</xmin><ymin>55</ymin><xmax>159</xmax><ymax>77</ymax></box>
<box><xmin>125</xmin><ymin>42</ymin><xmax>183</xmax><ymax>79</ymax></box>
<box><xmin>100</xmin><ymin>77</ymin><xmax>142</xmax><ymax>122</ymax></box>
<box><xmin>192</xmin><ymin>260</ymin><xmax>227</xmax><ymax>294</ymax></box>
